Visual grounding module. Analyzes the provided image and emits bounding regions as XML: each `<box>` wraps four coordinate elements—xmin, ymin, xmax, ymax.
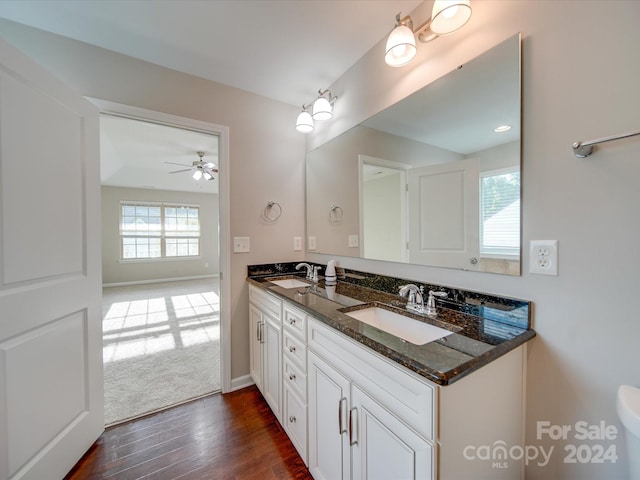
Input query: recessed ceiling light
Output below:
<box><xmin>494</xmin><ymin>125</ymin><xmax>512</xmax><ymax>133</ymax></box>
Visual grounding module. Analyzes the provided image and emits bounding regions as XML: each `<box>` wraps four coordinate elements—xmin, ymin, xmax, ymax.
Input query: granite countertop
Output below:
<box><xmin>248</xmin><ymin>274</ymin><xmax>536</xmax><ymax>386</ymax></box>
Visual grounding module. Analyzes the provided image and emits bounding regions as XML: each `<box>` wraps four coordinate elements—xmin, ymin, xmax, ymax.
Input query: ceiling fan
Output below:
<box><xmin>165</xmin><ymin>151</ymin><xmax>218</xmax><ymax>180</ymax></box>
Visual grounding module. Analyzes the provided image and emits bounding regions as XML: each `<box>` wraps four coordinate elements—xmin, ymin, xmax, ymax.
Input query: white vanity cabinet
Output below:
<box><xmin>307</xmin><ymin>317</ymin><xmax>526</xmax><ymax>480</ymax></box>
<box><xmin>248</xmin><ymin>282</ymin><xmax>527</xmax><ymax>480</ymax></box>
<box><xmin>308</xmin><ymin>319</ymin><xmax>435</xmax><ymax>480</ymax></box>
<box><xmin>249</xmin><ymin>285</ymin><xmax>283</xmax><ymax>422</ymax></box>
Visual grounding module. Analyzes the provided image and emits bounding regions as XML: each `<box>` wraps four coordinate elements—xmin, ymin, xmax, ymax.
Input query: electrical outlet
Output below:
<box><xmin>529</xmin><ymin>240</ymin><xmax>558</xmax><ymax>275</ymax></box>
<box><xmin>348</xmin><ymin>235</ymin><xmax>359</xmax><ymax>248</ymax></box>
<box><xmin>308</xmin><ymin>236</ymin><xmax>317</xmax><ymax>250</ymax></box>
<box><xmin>293</xmin><ymin>236</ymin><xmax>302</xmax><ymax>251</ymax></box>
<box><xmin>233</xmin><ymin>236</ymin><xmax>250</xmax><ymax>253</ymax></box>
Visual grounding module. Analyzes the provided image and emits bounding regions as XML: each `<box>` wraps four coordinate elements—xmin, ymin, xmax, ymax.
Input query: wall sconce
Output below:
<box><xmin>385</xmin><ymin>0</ymin><xmax>472</xmax><ymax>67</ymax></box>
<box><xmin>295</xmin><ymin>89</ymin><xmax>338</xmax><ymax>133</ymax></box>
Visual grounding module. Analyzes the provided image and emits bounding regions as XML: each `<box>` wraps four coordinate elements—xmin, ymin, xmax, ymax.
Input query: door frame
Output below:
<box><xmin>87</xmin><ymin>98</ymin><xmax>232</xmax><ymax>393</ymax></box>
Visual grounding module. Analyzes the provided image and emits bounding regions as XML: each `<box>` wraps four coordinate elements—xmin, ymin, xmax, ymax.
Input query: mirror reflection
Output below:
<box><xmin>306</xmin><ymin>34</ymin><xmax>521</xmax><ymax>275</ymax></box>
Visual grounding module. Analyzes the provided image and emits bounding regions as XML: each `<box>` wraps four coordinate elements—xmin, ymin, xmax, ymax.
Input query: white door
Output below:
<box><xmin>408</xmin><ymin>158</ymin><xmax>480</xmax><ymax>270</ymax></box>
<box><xmin>308</xmin><ymin>351</ymin><xmax>351</xmax><ymax>480</ymax></box>
<box><xmin>262</xmin><ymin>314</ymin><xmax>282</xmax><ymax>422</ymax></box>
<box><xmin>249</xmin><ymin>303</ymin><xmax>264</xmax><ymax>393</ymax></box>
<box><xmin>0</xmin><ymin>38</ymin><xmax>103</xmax><ymax>480</ymax></box>
<box><xmin>351</xmin><ymin>385</ymin><xmax>433</xmax><ymax>480</ymax></box>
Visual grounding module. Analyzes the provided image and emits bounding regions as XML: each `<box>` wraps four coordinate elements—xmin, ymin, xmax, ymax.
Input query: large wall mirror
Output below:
<box><xmin>306</xmin><ymin>33</ymin><xmax>521</xmax><ymax>275</ymax></box>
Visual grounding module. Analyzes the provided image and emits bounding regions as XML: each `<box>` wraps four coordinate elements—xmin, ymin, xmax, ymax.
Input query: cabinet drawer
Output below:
<box><xmin>249</xmin><ymin>285</ymin><xmax>282</xmax><ymax>320</ymax></box>
<box><xmin>283</xmin><ymin>384</ymin><xmax>307</xmax><ymax>465</ymax></box>
<box><xmin>308</xmin><ymin>318</ymin><xmax>436</xmax><ymax>441</ymax></box>
<box><xmin>283</xmin><ymin>330</ymin><xmax>306</xmax><ymax>370</ymax></box>
<box><xmin>284</xmin><ymin>357</ymin><xmax>306</xmax><ymax>401</ymax></box>
<box><xmin>283</xmin><ymin>305</ymin><xmax>306</xmax><ymax>340</ymax></box>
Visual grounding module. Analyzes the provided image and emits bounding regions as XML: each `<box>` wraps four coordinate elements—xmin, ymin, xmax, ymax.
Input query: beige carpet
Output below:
<box><xmin>102</xmin><ymin>278</ymin><xmax>221</xmax><ymax>426</ymax></box>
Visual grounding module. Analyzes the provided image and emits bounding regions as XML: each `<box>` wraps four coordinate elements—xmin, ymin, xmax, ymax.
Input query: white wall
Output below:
<box><xmin>101</xmin><ymin>186</ymin><xmax>219</xmax><ymax>285</ymax></box>
<box><xmin>307</xmin><ymin>1</ymin><xmax>640</xmax><ymax>478</ymax></box>
<box><xmin>0</xmin><ymin>19</ymin><xmax>306</xmax><ymax>382</ymax></box>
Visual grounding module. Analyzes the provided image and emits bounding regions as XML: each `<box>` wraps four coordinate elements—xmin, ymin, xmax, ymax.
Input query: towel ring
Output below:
<box><xmin>328</xmin><ymin>205</ymin><xmax>343</xmax><ymax>224</ymax></box>
<box><xmin>263</xmin><ymin>201</ymin><xmax>282</xmax><ymax>222</ymax></box>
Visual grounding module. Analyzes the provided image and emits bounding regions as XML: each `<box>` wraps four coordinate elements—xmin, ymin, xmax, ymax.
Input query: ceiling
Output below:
<box><xmin>0</xmin><ymin>0</ymin><xmax>422</xmax><ymax>107</ymax></box>
<box><xmin>0</xmin><ymin>0</ymin><xmax>422</xmax><ymax>193</ymax></box>
<box><xmin>100</xmin><ymin>115</ymin><xmax>220</xmax><ymax>193</ymax></box>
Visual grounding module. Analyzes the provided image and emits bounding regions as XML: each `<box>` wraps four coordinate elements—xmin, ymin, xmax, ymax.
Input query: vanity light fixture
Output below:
<box><xmin>296</xmin><ymin>105</ymin><xmax>314</xmax><ymax>133</ymax></box>
<box><xmin>312</xmin><ymin>89</ymin><xmax>337</xmax><ymax>120</ymax></box>
<box><xmin>385</xmin><ymin>0</ymin><xmax>472</xmax><ymax>67</ymax></box>
<box><xmin>296</xmin><ymin>89</ymin><xmax>338</xmax><ymax>133</ymax></box>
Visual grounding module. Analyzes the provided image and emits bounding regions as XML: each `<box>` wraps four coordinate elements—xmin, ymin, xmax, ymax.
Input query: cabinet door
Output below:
<box><xmin>351</xmin><ymin>385</ymin><xmax>433</xmax><ymax>480</ymax></box>
<box><xmin>308</xmin><ymin>351</ymin><xmax>351</xmax><ymax>480</ymax></box>
<box><xmin>262</xmin><ymin>315</ymin><xmax>282</xmax><ymax>422</ymax></box>
<box><xmin>249</xmin><ymin>303</ymin><xmax>264</xmax><ymax>392</ymax></box>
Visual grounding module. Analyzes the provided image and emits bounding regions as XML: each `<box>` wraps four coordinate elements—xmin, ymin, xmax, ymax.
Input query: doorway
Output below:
<box><xmin>92</xmin><ymin>100</ymin><xmax>231</xmax><ymax>424</ymax></box>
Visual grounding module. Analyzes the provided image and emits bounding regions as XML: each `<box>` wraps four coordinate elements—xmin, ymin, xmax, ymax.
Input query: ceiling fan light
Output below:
<box><xmin>385</xmin><ymin>24</ymin><xmax>417</xmax><ymax>67</ymax></box>
<box><xmin>203</xmin><ymin>170</ymin><xmax>213</xmax><ymax>181</ymax></box>
<box><xmin>430</xmin><ymin>0</ymin><xmax>472</xmax><ymax>35</ymax></box>
<box><xmin>192</xmin><ymin>169</ymin><xmax>203</xmax><ymax>180</ymax></box>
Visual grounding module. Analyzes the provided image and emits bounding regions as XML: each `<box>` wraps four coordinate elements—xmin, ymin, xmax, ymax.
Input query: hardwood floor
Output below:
<box><xmin>65</xmin><ymin>386</ymin><xmax>313</xmax><ymax>480</ymax></box>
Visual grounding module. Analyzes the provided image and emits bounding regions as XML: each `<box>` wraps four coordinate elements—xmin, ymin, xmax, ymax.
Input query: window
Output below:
<box><xmin>120</xmin><ymin>202</ymin><xmax>200</xmax><ymax>260</ymax></box>
<box><xmin>480</xmin><ymin>168</ymin><xmax>520</xmax><ymax>257</ymax></box>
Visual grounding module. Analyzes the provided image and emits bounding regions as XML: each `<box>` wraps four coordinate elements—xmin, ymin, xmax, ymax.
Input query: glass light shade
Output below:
<box><xmin>192</xmin><ymin>169</ymin><xmax>203</xmax><ymax>180</ymax></box>
<box><xmin>312</xmin><ymin>96</ymin><xmax>333</xmax><ymax>120</ymax></box>
<box><xmin>385</xmin><ymin>24</ymin><xmax>417</xmax><ymax>67</ymax></box>
<box><xmin>296</xmin><ymin>110</ymin><xmax>314</xmax><ymax>133</ymax></box>
<box><xmin>430</xmin><ymin>0</ymin><xmax>472</xmax><ymax>35</ymax></box>
<box><xmin>203</xmin><ymin>171</ymin><xmax>213</xmax><ymax>180</ymax></box>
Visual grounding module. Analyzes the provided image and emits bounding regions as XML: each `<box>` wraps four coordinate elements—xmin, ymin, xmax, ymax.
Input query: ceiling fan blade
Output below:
<box><xmin>169</xmin><ymin>168</ymin><xmax>192</xmax><ymax>174</ymax></box>
<box><xmin>164</xmin><ymin>162</ymin><xmax>192</xmax><ymax>167</ymax></box>
<box><xmin>204</xmin><ymin>162</ymin><xmax>216</xmax><ymax>169</ymax></box>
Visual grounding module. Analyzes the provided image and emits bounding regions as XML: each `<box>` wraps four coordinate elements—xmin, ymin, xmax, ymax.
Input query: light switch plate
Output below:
<box><xmin>308</xmin><ymin>236</ymin><xmax>317</xmax><ymax>250</ymax></box>
<box><xmin>233</xmin><ymin>236</ymin><xmax>250</xmax><ymax>253</ymax></box>
<box><xmin>293</xmin><ymin>236</ymin><xmax>302</xmax><ymax>251</ymax></box>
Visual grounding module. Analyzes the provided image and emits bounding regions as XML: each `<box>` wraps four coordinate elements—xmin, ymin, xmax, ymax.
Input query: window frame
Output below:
<box><xmin>119</xmin><ymin>201</ymin><xmax>201</xmax><ymax>261</ymax></box>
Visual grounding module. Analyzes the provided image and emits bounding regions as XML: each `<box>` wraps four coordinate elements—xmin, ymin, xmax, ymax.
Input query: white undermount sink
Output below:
<box><xmin>269</xmin><ymin>278</ymin><xmax>310</xmax><ymax>289</ymax></box>
<box><xmin>344</xmin><ymin>306</ymin><xmax>454</xmax><ymax>345</ymax></box>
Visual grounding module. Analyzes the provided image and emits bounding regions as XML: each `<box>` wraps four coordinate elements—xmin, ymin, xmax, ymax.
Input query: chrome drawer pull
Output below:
<box><xmin>289</xmin><ymin>416</ymin><xmax>296</xmax><ymax>423</ymax></box>
<box><xmin>338</xmin><ymin>397</ymin><xmax>347</xmax><ymax>434</ymax></box>
<box><xmin>289</xmin><ymin>346</ymin><xmax>296</xmax><ymax>353</ymax></box>
<box><xmin>289</xmin><ymin>373</ymin><xmax>296</xmax><ymax>381</ymax></box>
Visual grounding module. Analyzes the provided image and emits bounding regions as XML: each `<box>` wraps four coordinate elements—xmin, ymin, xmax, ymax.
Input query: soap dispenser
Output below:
<box><xmin>325</xmin><ymin>260</ymin><xmax>337</xmax><ymax>285</ymax></box>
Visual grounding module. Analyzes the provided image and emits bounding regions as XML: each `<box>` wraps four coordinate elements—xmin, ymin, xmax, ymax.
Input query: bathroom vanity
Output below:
<box><xmin>247</xmin><ymin>263</ymin><xmax>535</xmax><ymax>480</ymax></box>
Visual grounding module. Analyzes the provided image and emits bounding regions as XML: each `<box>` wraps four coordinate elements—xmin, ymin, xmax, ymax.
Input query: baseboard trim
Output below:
<box><xmin>103</xmin><ymin>274</ymin><xmax>219</xmax><ymax>288</ymax></box>
<box><xmin>230</xmin><ymin>375</ymin><xmax>254</xmax><ymax>392</ymax></box>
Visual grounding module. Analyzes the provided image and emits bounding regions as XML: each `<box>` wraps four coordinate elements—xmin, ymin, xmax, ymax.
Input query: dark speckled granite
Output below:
<box><xmin>247</xmin><ymin>262</ymin><xmax>535</xmax><ymax>385</ymax></box>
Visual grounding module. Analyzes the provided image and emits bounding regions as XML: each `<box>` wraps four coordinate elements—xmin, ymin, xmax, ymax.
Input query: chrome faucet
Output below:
<box><xmin>425</xmin><ymin>290</ymin><xmax>448</xmax><ymax>317</ymax></box>
<box><xmin>295</xmin><ymin>262</ymin><xmax>313</xmax><ymax>280</ymax></box>
<box><xmin>398</xmin><ymin>284</ymin><xmax>425</xmax><ymax>314</ymax></box>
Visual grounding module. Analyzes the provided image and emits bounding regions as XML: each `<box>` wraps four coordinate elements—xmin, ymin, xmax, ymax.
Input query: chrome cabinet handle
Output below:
<box><xmin>289</xmin><ymin>318</ymin><xmax>296</xmax><ymax>325</ymax></box>
<box><xmin>289</xmin><ymin>345</ymin><xmax>296</xmax><ymax>353</ymax></box>
<box><xmin>289</xmin><ymin>416</ymin><xmax>296</xmax><ymax>423</ymax></box>
<box><xmin>289</xmin><ymin>373</ymin><xmax>296</xmax><ymax>381</ymax></box>
<box><xmin>259</xmin><ymin>322</ymin><xmax>265</xmax><ymax>343</ymax></box>
<box><xmin>349</xmin><ymin>407</ymin><xmax>358</xmax><ymax>445</ymax></box>
<box><xmin>338</xmin><ymin>397</ymin><xmax>347</xmax><ymax>434</ymax></box>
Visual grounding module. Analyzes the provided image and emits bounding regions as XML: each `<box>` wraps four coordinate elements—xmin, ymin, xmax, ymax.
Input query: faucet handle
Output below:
<box><xmin>426</xmin><ymin>290</ymin><xmax>447</xmax><ymax>317</ymax></box>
